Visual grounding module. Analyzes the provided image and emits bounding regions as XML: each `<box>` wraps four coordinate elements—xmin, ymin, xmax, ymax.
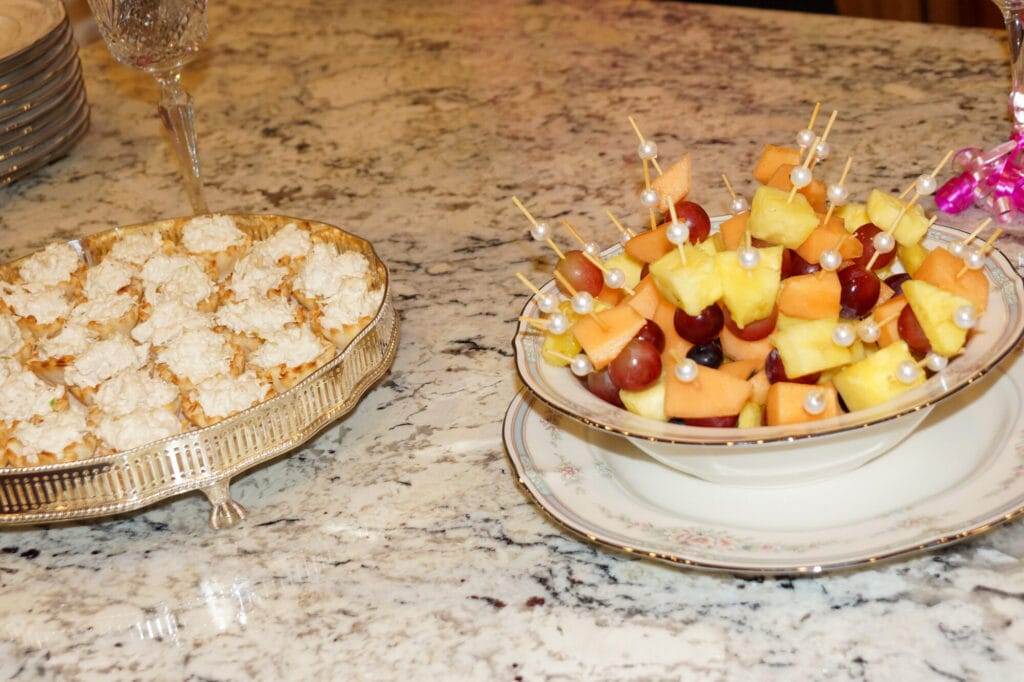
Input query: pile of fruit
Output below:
<box><xmin>517</xmin><ymin>114</ymin><xmax>996</xmax><ymax>429</ymax></box>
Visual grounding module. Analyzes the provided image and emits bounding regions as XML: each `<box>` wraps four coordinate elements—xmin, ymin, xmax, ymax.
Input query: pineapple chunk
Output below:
<box><xmin>649</xmin><ymin>241</ymin><xmax>722</xmax><ymax>316</ymax></box>
<box><xmin>620</xmin><ymin>375</ymin><xmax>668</xmax><ymax>422</ymax></box>
<box><xmin>715</xmin><ymin>246</ymin><xmax>783</xmax><ymax>328</ymax></box>
<box><xmin>836</xmin><ymin>203</ymin><xmax>871</xmax><ymax>233</ymax></box>
<box><xmin>902</xmin><ymin>280</ymin><xmax>972</xmax><ymax>357</ymax></box>
<box><xmin>866</xmin><ymin>189</ymin><xmax>930</xmax><ymax>246</ymax></box>
<box><xmin>748</xmin><ymin>185</ymin><xmax>819</xmax><ymax>248</ymax></box>
<box><xmin>771</xmin><ymin>317</ymin><xmax>854</xmax><ymax>378</ymax></box>
<box><xmin>604</xmin><ymin>253</ymin><xmax>644</xmax><ymax>290</ymax></box>
<box><xmin>833</xmin><ymin>341</ymin><xmax>923</xmax><ymax>411</ymax></box>
<box><xmin>738</xmin><ymin>401</ymin><xmax>764</xmax><ymax>428</ymax></box>
<box><xmin>897</xmin><ymin>242</ymin><xmax>928</xmax><ymax>276</ymax></box>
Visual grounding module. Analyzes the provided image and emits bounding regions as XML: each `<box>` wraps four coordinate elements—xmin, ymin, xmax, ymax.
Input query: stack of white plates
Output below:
<box><xmin>1</xmin><ymin>0</ymin><xmax>89</xmax><ymax>187</ymax></box>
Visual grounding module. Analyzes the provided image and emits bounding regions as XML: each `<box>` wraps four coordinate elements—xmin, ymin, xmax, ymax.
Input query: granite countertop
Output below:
<box><xmin>2</xmin><ymin>1</ymin><xmax>1024</xmax><ymax>679</ymax></box>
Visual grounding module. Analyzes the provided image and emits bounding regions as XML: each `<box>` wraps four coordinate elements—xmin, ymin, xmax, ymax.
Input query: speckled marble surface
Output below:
<box><xmin>2</xmin><ymin>1</ymin><xmax>1024</xmax><ymax>679</ymax></box>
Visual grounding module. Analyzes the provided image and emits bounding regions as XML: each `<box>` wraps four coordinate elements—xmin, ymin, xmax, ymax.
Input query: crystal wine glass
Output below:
<box><xmin>86</xmin><ymin>0</ymin><xmax>209</xmax><ymax>213</ymax></box>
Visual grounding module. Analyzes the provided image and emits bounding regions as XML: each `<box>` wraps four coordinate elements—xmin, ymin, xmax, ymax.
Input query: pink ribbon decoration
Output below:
<box><xmin>936</xmin><ymin>135</ymin><xmax>1024</xmax><ymax>222</ymax></box>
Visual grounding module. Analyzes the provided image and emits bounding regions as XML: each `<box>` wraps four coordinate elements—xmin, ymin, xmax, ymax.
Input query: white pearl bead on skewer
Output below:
<box><xmin>953</xmin><ymin>304</ymin><xmax>977</xmax><ymax>330</ymax></box>
<box><xmin>571</xmin><ymin>292</ymin><xmax>595</xmax><ymax>316</ymax></box>
<box><xmin>814</xmin><ymin>140</ymin><xmax>831</xmax><ymax>161</ymax></box>
<box><xmin>832</xmin><ymin>323</ymin><xmax>856</xmax><ymax>348</ymax></box>
<box><xmin>965</xmin><ymin>250</ymin><xmax>985</xmax><ymax>270</ymax></box>
<box><xmin>641</xmin><ymin>188</ymin><xmax>660</xmax><ymax>208</ymax></box>
<box><xmin>826</xmin><ymin>183</ymin><xmax>849</xmax><ymax>206</ymax></box>
<box><xmin>819</xmin><ymin>249</ymin><xmax>842</xmax><ymax>272</ymax></box>
<box><xmin>803</xmin><ymin>390</ymin><xmax>826</xmax><ymax>415</ymax></box>
<box><xmin>872</xmin><ymin>231</ymin><xmax>896</xmax><ymax>255</ymax></box>
<box><xmin>729</xmin><ymin>196</ymin><xmax>749</xmax><ymax>214</ymax></box>
<box><xmin>737</xmin><ymin>245</ymin><xmax>761</xmax><ymax>270</ymax></box>
<box><xmin>530</xmin><ymin>221</ymin><xmax>551</xmax><ymax>242</ymax></box>
<box><xmin>925</xmin><ymin>352</ymin><xmax>949</xmax><ymax>372</ymax></box>
<box><xmin>950</xmin><ymin>242</ymin><xmax>967</xmax><ymax>258</ymax></box>
<box><xmin>790</xmin><ymin>166</ymin><xmax>813</xmax><ymax>189</ymax></box>
<box><xmin>856</xmin><ymin>319</ymin><xmax>881</xmax><ymax>344</ymax></box>
<box><xmin>638</xmin><ymin>139</ymin><xmax>658</xmax><ymax>160</ymax></box>
<box><xmin>548</xmin><ymin>312</ymin><xmax>570</xmax><ymax>335</ymax></box>
<box><xmin>666</xmin><ymin>221</ymin><xmax>690</xmax><ymax>246</ymax></box>
<box><xmin>674</xmin><ymin>359</ymin><xmax>699</xmax><ymax>383</ymax></box>
<box><xmin>915</xmin><ymin>174</ymin><xmax>938</xmax><ymax>196</ymax></box>
<box><xmin>604</xmin><ymin>267</ymin><xmax>626</xmax><ymax>290</ymax></box>
<box><xmin>537</xmin><ymin>293</ymin><xmax>559</xmax><ymax>314</ymax></box>
<box><xmin>570</xmin><ymin>354</ymin><xmax>593</xmax><ymax>377</ymax></box>
<box><xmin>583</xmin><ymin>241</ymin><xmax>602</xmax><ymax>258</ymax></box>
<box><xmin>896</xmin><ymin>360</ymin><xmax>921</xmax><ymax>385</ymax></box>
<box><xmin>796</xmin><ymin>128</ymin><xmax>816</xmax><ymax>149</ymax></box>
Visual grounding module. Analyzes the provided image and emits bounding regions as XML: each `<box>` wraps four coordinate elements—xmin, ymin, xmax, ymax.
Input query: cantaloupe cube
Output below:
<box><xmin>651</xmin><ymin>154</ymin><xmax>691</xmax><ymax>209</ymax></box>
<box><xmin>795</xmin><ymin>222</ymin><xmax>863</xmax><ymax>264</ymax></box>
<box><xmin>753</xmin><ymin>144</ymin><xmax>802</xmax><ymax>184</ymax></box>
<box><xmin>912</xmin><ymin>246</ymin><xmax>989</xmax><ymax>314</ymax></box>
<box><xmin>902</xmin><ymin>280</ymin><xmax>971</xmax><ymax>357</ymax></box>
<box><xmin>625</xmin><ymin>225</ymin><xmax>672</xmax><ymax>264</ymax></box>
<box><xmin>766</xmin><ymin>382</ymin><xmax>842</xmax><ymax>426</ymax></box>
<box><xmin>778</xmin><ymin>271</ymin><xmax>841</xmax><ymax>319</ymax></box>
<box><xmin>596</xmin><ymin>286</ymin><xmax>623</xmax><ymax>306</ymax></box>
<box><xmin>625</xmin><ymin>275</ymin><xmax>663</xmax><ymax>319</ymax></box>
<box><xmin>738</xmin><ymin>401</ymin><xmax>764</xmax><ymax>428</ymax></box>
<box><xmin>720</xmin><ymin>359</ymin><xmax>760</xmax><ymax>381</ymax></box>
<box><xmin>650</xmin><ymin>242</ymin><xmax>722</xmax><ymax>316</ymax></box>
<box><xmin>716</xmin><ymin>245</ymin><xmax>783</xmax><ymax>328</ymax></box>
<box><xmin>665</xmin><ymin>364</ymin><xmax>752</xmax><ymax>419</ymax></box>
<box><xmin>572</xmin><ymin>303</ymin><xmax>646</xmax><ymax>370</ymax></box>
<box><xmin>771</xmin><ymin>317</ymin><xmax>854</xmax><ymax>378</ymax></box>
<box><xmin>748</xmin><ymin>185</ymin><xmax>820</xmax><ymax>248</ymax></box>
<box><xmin>833</xmin><ymin>341</ymin><xmax>922</xmax><ymax>411</ymax></box>
<box><xmin>604</xmin><ymin>253</ymin><xmax>644</xmax><ymax>290</ymax></box>
<box><xmin>720</xmin><ymin>325</ymin><xmax>773</xmax><ymax>365</ymax></box>
<box><xmin>897</xmin><ymin>242</ymin><xmax>929</xmax><ymax>276</ymax></box>
<box><xmin>836</xmin><ymin>203</ymin><xmax>871</xmax><ymax>233</ymax></box>
<box><xmin>748</xmin><ymin>370</ymin><xmax>770</xmax><ymax>405</ymax></box>
<box><xmin>866</xmin><ymin>189</ymin><xmax>930</xmax><ymax>246</ymax></box>
<box><xmin>873</xmin><ymin>295</ymin><xmax>907</xmax><ymax>348</ymax></box>
<box><xmin>720</xmin><ymin>212</ymin><xmax>749</xmax><ymax>250</ymax></box>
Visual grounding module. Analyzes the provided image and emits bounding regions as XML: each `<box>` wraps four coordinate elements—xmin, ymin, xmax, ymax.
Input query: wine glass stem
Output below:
<box><xmin>154</xmin><ymin>68</ymin><xmax>208</xmax><ymax>214</ymax></box>
<box><xmin>1005</xmin><ymin>7</ymin><xmax>1024</xmax><ymax>131</ymax></box>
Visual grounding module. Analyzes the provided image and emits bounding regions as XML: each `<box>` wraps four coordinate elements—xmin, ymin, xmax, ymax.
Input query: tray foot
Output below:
<box><xmin>203</xmin><ymin>479</ymin><xmax>246</xmax><ymax>529</ymax></box>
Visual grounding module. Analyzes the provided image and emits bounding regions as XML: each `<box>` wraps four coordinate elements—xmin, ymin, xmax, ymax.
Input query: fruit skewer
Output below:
<box><xmin>956</xmin><ymin>228</ymin><xmax>1003</xmax><ymax>278</ymax></box>
<box><xmin>795</xmin><ymin>101</ymin><xmax>822</xmax><ymax>151</ymax></box>
<box><xmin>606</xmin><ymin>210</ymin><xmax>636</xmax><ymax>241</ymax></box>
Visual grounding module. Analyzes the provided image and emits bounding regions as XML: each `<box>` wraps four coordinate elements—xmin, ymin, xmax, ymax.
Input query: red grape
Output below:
<box><xmin>784</xmin><ymin>249</ymin><xmax>820</xmax><ymax>278</ymax></box>
<box><xmin>608</xmin><ymin>340</ymin><xmax>662</xmax><ymax>390</ymax></box>
<box><xmin>586</xmin><ymin>368</ymin><xmax>623</xmax><ymax>407</ymax></box>
<box><xmin>724</xmin><ymin>306</ymin><xmax>777</xmax><ymax>341</ymax></box>
<box><xmin>898</xmin><ymin>305</ymin><xmax>931</xmax><ymax>355</ymax></box>
<box><xmin>751</xmin><ymin>237</ymin><xmax>773</xmax><ymax>248</ymax></box>
<box><xmin>852</xmin><ymin>223</ymin><xmax>896</xmax><ymax>271</ymax></box>
<box><xmin>685</xmin><ymin>415</ymin><xmax>739</xmax><ymax>428</ymax></box>
<box><xmin>838</xmin><ymin>264</ymin><xmax>880</xmax><ymax>318</ymax></box>
<box><xmin>687</xmin><ymin>341</ymin><xmax>724</xmax><ymax>368</ymax></box>
<box><xmin>884</xmin><ymin>273</ymin><xmax>911</xmax><ymax>295</ymax></box>
<box><xmin>672</xmin><ymin>201</ymin><xmax>711</xmax><ymax>243</ymax></box>
<box><xmin>555</xmin><ymin>250</ymin><xmax>603</xmax><ymax>296</ymax></box>
<box><xmin>765</xmin><ymin>348</ymin><xmax>820</xmax><ymax>385</ymax></box>
<box><xmin>635</xmin><ymin>320</ymin><xmax>665</xmax><ymax>352</ymax></box>
<box><xmin>674</xmin><ymin>305</ymin><xmax>724</xmax><ymax>345</ymax></box>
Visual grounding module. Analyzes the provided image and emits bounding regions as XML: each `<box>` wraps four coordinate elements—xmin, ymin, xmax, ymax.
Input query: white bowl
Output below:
<box><xmin>513</xmin><ymin>220</ymin><xmax>1024</xmax><ymax>487</ymax></box>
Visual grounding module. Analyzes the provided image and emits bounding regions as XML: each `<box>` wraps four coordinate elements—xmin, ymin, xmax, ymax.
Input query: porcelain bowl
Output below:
<box><xmin>513</xmin><ymin>220</ymin><xmax>1024</xmax><ymax>487</ymax></box>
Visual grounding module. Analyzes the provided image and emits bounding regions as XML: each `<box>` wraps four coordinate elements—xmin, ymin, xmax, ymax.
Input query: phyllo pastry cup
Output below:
<box><xmin>1</xmin><ymin>284</ymin><xmax>71</xmax><ymax>340</ymax></box>
<box><xmin>291</xmin><ymin>241</ymin><xmax>373</xmax><ymax>309</ymax></box>
<box><xmin>27</xmin><ymin>323</ymin><xmax>96</xmax><ymax>385</ymax></box>
<box><xmin>248</xmin><ymin>324</ymin><xmax>335</xmax><ymax>393</ymax></box>
<box><xmin>0</xmin><ymin>312</ymin><xmax>32</xmax><ymax>364</ymax></box>
<box><xmin>181</xmin><ymin>370</ymin><xmax>273</xmax><ymax>427</ymax></box>
<box><xmin>74</xmin><ymin>257</ymin><xmax>141</xmax><ymax>302</ymax></box>
<box><xmin>64</xmin><ymin>336</ymin><xmax>150</xmax><ymax>407</ymax></box>
<box><xmin>179</xmin><ymin>214</ymin><xmax>252</xmax><ymax>280</ymax></box>
<box><xmin>214</xmin><ymin>296</ymin><xmax>304</xmax><ymax>354</ymax></box>
<box><xmin>4</xmin><ymin>409</ymin><xmax>96</xmax><ymax>467</ymax></box>
<box><xmin>69</xmin><ymin>294</ymin><xmax>139</xmax><ymax>339</ymax></box>
<box><xmin>252</xmin><ymin>222</ymin><xmax>312</xmax><ymax>271</ymax></box>
<box><xmin>12</xmin><ymin>242</ymin><xmax>86</xmax><ymax>297</ymax></box>
<box><xmin>155</xmin><ymin>328</ymin><xmax>245</xmax><ymax>391</ymax></box>
<box><xmin>93</xmin><ymin>408</ymin><xmax>185</xmax><ymax>456</ymax></box>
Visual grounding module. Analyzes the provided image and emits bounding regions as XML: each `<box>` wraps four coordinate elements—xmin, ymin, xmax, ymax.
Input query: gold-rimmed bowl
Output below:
<box><xmin>0</xmin><ymin>213</ymin><xmax>399</xmax><ymax>528</ymax></box>
<box><xmin>513</xmin><ymin>220</ymin><xmax>1024</xmax><ymax>487</ymax></box>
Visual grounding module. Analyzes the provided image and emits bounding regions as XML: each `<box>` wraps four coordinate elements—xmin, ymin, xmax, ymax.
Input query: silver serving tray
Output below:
<box><xmin>0</xmin><ymin>213</ymin><xmax>399</xmax><ymax>529</ymax></box>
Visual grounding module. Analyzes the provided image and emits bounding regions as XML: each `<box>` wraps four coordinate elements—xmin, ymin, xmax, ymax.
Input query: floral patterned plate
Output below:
<box><xmin>504</xmin><ymin>346</ymin><xmax>1024</xmax><ymax>575</ymax></box>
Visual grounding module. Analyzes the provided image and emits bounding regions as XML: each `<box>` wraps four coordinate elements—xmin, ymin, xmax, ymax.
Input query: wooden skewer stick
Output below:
<box><xmin>805</xmin><ymin>102</ymin><xmax>822</xmax><ymax>133</ymax></box>
<box><xmin>956</xmin><ymin>228</ymin><xmax>1004</xmax><ymax>278</ymax></box>
<box><xmin>547</xmin><ymin>349</ymin><xmax>575</xmax><ymax>363</ymax></box>
<box><xmin>545</xmin><ymin>237</ymin><xmax>566</xmax><ymax>261</ymax></box>
<box><xmin>519</xmin><ymin>316</ymin><xmax>549</xmax><ymax>331</ymax></box>
<box><xmin>553</xmin><ymin>270</ymin><xmax>607</xmax><ymax>329</ymax></box>
<box><xmin>561</xmin><ymin>220</ymin><xmax>587</xmax><ymax>247</ymax></box>
<box><xmin>606</xmin><ymin>210</ymin><xmax>637</xmax><ymax>239</ymax></box>
<box><xmin>787</xmin><ymin>136</ymin><xmax>820</xmax><ymax>204</ymax></box>
<box><xmin>628</xmin><ymin>115</ymin><xmax>663</xmax><ymax>175</ymax></box>
<box><xmin>807</xmin><ymin>110</ymin><xmax>838</xmax><ymax>171</ymax></box>
<box><xmin>898</xmin><ymin>149</ymin><xmax>955</xmax><ymax>200</ymax></box>
<box><xmin>822</xmin><ymin>156</ymin><xmax>854</xmax><ymax>226</ymax></box>
<box><xmin>959</xmin><ymin>217</ymin><xmax>992</xmax><ymax>246</ymax></box>
<box><xmin>882</xmin><ymin>152</ymin><xmax>952</xmax><ymax>239</ymax></box>
<box><xmin>866</xmin><ymin>215</ymin><xmax>936</xmax><ymax>272</ymax></box>
<box><xmin>515</xmin><ymin>272</ymin><xmax>542</xmax><ymax>295</ymax></box>
<box><xmin>511</xmin><ymin>196</ymin><xmax>539</xmax><ymax>227</ymax></box>
<box><xmin>582</xmin><ymin>251</ymin><xmax>636</xmax><ymax>296</ymax></box>
<box><xmin>722</xmin><ymin>173</ymin><xmax>738</xmax><ymax>200</ymax></box>
<box><xmin>643</xmin><ymin>158</ymin><xmax>657</xmax><ymax>231</ymax></box>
